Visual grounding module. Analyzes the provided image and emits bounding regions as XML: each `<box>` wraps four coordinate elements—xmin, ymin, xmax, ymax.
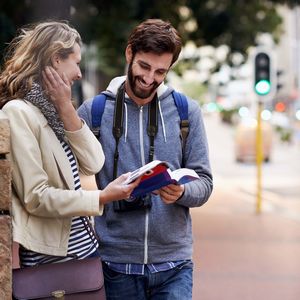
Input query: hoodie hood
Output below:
<box><xmin>105</xmin><ymin>75</ymin><xmax>173</xmax><ymax>101</ymax></box>
<box><xmin>105</xmin><ymin>76</ymin><xmax>172</xmax><ymax>143</ymax></box>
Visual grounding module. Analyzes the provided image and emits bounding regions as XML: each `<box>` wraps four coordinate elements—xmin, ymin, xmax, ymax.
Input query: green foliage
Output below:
<box><xmin>275</xmin><ymin>125</ymin><xmax>293</xmax><ymax>142</ymax></box>
<box><xmin>186</xmin><ymin>0</ymin><xmax>283</xmax><ymax>55</ymax></box>
<box><xmin>172</xmin><ymin>58</ymin><xmax>198</xmax><ymax>77</ymax></box>
<box><xmin>0</xmin><ymin>0</ymin><xmax>294</xmax><ymax>79</ymax></box>
<box><xmin>180</xmin><ymin>81</ymin><xmax>207</xmax><ymax>103</ymax></box>
<box><xmin>70</xmin><ymin>0</ymin><xmax>182</xmax><ymax>77</ymax></box>
<box><xmin>70</xmin><ymin>0</ymin><xmax>285</xmax><ymax>77</ymax></box>
<box><xmin>219</xmin><ymin>107</ymin><xmax>239</xmax><ymax>124</ymax></box>
<box><xmin>0</xmin><ymin>0</ymin><xmax>27</xmax><ymax>65</ymax></box>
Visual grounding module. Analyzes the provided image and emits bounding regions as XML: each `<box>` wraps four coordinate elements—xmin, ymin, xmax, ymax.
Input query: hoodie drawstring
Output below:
<box><xmin>158</xmin><ymin>101</ymin><xmax>167</xmax><ymax>142</ymax></box>
<box><xmin>124</xmin><ymin>102</ymin><xmax>128</xmax><ymax>142</ymax></box>
<box><xmin>123</xmin><ymin>99</ymin><xmax>166</xmax><ymax>144</ymax></box>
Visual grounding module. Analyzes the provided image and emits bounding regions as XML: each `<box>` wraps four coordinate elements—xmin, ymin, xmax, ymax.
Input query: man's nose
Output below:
<box><xmin>142</xmin><ymin>70</ymin><xmax>155</xmax><ymax>84</ymax></box>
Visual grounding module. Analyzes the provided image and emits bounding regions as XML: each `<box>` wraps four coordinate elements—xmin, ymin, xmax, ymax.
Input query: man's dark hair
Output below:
<box><xmin>127</xmin><ymin>19</ymin><xmax>182</xmax><ymax>66</ymax></box>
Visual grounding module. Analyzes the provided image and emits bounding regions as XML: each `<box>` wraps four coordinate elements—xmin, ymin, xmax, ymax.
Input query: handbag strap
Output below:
<box><xmin>80</xmin><ymin>217</ymin><xmax>100</xmax><ymax>243</ymax></box>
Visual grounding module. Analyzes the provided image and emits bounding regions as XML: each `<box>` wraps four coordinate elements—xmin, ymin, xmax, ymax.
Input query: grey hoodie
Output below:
<box><xmin>77</xmin><ymin>76</ymin><xmax>213</xmax><ymax>264</ymax></box>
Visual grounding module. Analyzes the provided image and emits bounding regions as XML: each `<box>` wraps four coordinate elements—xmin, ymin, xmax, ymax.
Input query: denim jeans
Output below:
<box><xmin>103</xmin><ymin>261</ymin><xmax>193</xmax><ymax>300</ymax></box>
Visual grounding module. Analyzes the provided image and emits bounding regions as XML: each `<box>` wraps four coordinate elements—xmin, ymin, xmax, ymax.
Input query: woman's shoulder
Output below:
<box><xmin>3</xmin><ymin>99</ymin><xmax>39</xmax><ymax>115</ymax></box>
<box><xmin>4</xmin><ymin>99</ymin><xmax>31</xmax><ymax>109</ymax></box>
<box><xmin>2</xmin><ymin>99</ymin><xmax>46</xmax><ymax>126</ymax></box>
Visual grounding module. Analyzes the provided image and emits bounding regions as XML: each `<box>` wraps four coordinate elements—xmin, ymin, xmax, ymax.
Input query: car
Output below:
<box><xmin>235</xmin><ymin>118</ymin><xmax>273</xmax><ymax>163</ymax></box>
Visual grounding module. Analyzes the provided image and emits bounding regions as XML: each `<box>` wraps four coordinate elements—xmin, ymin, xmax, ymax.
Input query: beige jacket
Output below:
<box><xmin>3</xmin><ymin>100</ymin><xmax>104</xmax><ymax>256</ymax></box>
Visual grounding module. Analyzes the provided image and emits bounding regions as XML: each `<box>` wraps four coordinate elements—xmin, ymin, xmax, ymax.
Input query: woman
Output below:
<box><xmin>0</xmin><ymin>21</ymin><xmax>139</xmax><ymax>267</ymax></box>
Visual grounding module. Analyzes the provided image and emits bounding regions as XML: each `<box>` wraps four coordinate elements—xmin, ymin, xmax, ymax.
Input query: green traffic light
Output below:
<box><xmin>255</xmin><ymin>79</ymin><xmax>271</xmax><ymax>95</ymax></box>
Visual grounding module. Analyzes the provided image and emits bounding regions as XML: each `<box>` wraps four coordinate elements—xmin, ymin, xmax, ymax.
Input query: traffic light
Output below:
<box><xmin>275</xmin><ymin>101</ymin><xmax>286</xmax><ymax>112</ymax></box>
<box><xmin>254</xmin><ymin>52</ymin><xmax>271</xmax><ymax>96</ymax></box>
<box><xmin>276</xmin><ymin>69</ymin><xmax>283</xmax><ymax>92</ymax></box>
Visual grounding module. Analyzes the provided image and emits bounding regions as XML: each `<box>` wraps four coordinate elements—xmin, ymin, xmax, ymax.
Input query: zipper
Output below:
<box><xmin>139</xmin><ymin>106</ymin><xmax>149</xmax><ymax>264</ymax></box>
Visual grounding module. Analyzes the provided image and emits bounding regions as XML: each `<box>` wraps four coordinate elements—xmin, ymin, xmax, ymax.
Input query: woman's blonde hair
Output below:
<box><xmin>0</xmin><ymin>21</ymin><xmax>82</xmax><ymax>107</ymax></box>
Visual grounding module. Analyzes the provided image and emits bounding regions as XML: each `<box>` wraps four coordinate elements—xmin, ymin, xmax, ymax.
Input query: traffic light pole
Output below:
<box><xmin>253</xmin><ymin>49</ymin><xmax>273</xmax><ymax>214</ymax></box>
<box><xmin>256</xmin><ymin>100</ymin><xmax>263</xmax><ymax>214</ymax></box>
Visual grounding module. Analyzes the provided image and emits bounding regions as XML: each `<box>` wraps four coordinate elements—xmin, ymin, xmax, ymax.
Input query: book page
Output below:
<box><xmin>169</xmin><ymin>168</ymin><xmax>200</xmax><ymax>184</ymax></box>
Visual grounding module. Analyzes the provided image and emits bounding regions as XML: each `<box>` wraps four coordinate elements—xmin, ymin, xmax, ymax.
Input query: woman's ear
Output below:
<box><xmin>51</xmin><ymin>54</ymin><xmax>60</xmax><ymax>69</ymax></box>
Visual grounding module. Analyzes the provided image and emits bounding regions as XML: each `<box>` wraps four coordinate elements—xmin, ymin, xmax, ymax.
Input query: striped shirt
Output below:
<box><xmin>20</xmin><ymin>140</ymin><xmax>98</xmax><ymax>267</ymax></box>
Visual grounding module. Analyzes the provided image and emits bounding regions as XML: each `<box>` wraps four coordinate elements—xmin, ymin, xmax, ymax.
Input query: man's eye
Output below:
<box><xmin>156</xmin><ymin>70</ymin><xmax>166</xmax><ymax>76</ymax></box>
<box><xmin>140</xmin><ymin>64</ymin><xmax>150</xmax><ymax>70</ymax></box>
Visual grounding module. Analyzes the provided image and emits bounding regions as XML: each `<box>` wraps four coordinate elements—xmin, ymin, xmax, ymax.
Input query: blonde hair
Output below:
<box><xmin>0</xmin><ymin>21</ymin><xmax>82</xmax><ymax>107</ymax></box>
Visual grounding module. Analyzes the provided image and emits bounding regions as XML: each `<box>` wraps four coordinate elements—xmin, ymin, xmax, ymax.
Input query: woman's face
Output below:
<box><xmin>54</xmin><ymin>43</ymin><xmax>82</xmax><ymax>85</ymax></box>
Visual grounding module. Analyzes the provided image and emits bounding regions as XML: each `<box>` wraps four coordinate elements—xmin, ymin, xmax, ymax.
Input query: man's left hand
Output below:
<box><xmin>157</xmin><ymin>184</ymin><xmax>184</xmax><ymax>204</ymax></box>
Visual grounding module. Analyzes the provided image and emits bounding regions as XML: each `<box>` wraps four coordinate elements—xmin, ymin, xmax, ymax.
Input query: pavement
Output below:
<box><xmin>191</xmin><ymin>175</ymin><xmax>300</xmax><ymax>300</ymax></box>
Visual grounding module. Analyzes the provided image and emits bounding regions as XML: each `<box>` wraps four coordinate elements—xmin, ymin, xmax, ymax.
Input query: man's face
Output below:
<box><xmin>126</xmin><ymin>50</ymin><xmax>173</xmax><ymax>101</ymax></box>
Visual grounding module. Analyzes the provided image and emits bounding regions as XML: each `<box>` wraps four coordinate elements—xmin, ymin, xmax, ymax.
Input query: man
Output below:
<box><xmin>78</xmin><ymin>19</ymin><xmax>213</xmax><ymax>300</ymax></box>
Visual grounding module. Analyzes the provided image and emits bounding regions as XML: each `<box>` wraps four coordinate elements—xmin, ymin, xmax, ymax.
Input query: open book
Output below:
<box><xmin>124</xmin><ymin>160</ymin><xmax>200</xmax><ymax>198</ymax></box>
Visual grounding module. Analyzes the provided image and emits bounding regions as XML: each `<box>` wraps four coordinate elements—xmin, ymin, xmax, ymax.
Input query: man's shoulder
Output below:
<box><xmin>170</xmin><ymin>91</ymin><xmax>201</xmax><ymax>111</ymax></box>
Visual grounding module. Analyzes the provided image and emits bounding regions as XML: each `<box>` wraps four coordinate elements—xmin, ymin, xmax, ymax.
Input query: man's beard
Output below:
<box><xmin>127</xmin><ymin>61</ymin><xmax>160</xmax><ymax>99</ymax></box>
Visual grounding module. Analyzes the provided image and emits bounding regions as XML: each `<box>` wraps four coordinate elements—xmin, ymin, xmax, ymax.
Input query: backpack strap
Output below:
<box><xmin>112</xmin><ymin>83</ymin><xmax>125</xmax><ymax>180</ymax></box>
<box><xmin>172</xmin><ymin>91</ymin><xmax>189</xmax><ymax>156</ymax></box>
<box><xmin>91</xmin><ymin>93</ymin><xmax>107</xmax><ymax>138</ymax></box>
<box><xmin>147</xmin><ymin>95</ymin><xmax>158</xmax><ymax>162</ymax></box>
<box><xmin>91</xmin><ymin>90</ymin><xmax>189</xmax><ymax>161</ymax></box>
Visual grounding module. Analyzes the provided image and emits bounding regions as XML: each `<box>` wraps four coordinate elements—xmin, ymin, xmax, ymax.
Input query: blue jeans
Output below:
<box><xmin>103</xmin><ymin>261</ymin><xmax>193</xmax><ymax>300</ymax></box>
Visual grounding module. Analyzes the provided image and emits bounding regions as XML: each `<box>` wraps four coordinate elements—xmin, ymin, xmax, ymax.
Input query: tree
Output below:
<box><xmin>0</xmin><ymin>0</ymin><xmax>27</xmax><ymax>61</ymax></box>
<box><xmin>0</xmin><ymin>0</ymin><xmax>72</xmax><ymax>64</ymax></box>
<box><xmin>71</xmin><ymin>0</ymin><xmax>183</xmax><ymax>80</ymax></box>
<box><xmin>70</xmin><ymin>0</ymin><xmax>288</xmax><ymax>79</ymax></box>
<box><xmin>0</xmin><ymin>0</ymin><xmax>297</xmax><ymax>81</ymax></box>
<box><xmin>186</xmin><ymin>0</ymin><xmax>282</xmax><ymax>56</ymax></box>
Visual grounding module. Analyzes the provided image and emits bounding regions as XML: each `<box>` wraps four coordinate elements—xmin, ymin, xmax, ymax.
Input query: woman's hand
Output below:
<box><xmin>99</xmin><ymin>173</ymin><xmax>142</xmax><ymax>205</ymax></box>
<box><xmin>42</xmin><ymin>66</ymin><xmax>82</xmax><ymax>131</ymax></box>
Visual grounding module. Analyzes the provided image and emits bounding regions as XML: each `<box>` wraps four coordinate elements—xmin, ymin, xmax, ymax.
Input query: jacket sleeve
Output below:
<box><xmin>65</xmin><ymin>120</ymin><xmax>105</xmax><ymax>175</ymax></box>
<box><xmin>176</xmin><ymin>99</ymin><xmax>213</xmax><ymax>208</ymax></box>
<box><xmin>3</xmin><ymin>101</ymin><xmax>103</xmax><ymax>218</ymax></box>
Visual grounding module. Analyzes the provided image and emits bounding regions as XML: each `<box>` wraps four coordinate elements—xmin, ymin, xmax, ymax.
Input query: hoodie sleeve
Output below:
<box><xmin>176</xmin><ymin>99</ymin><xmax>213</xmax><ymax>207</ymax></box>
<box><xmin>77</xmin><ymin>98</ymin><xmax>93</xmax><ymax>128</ymax></box>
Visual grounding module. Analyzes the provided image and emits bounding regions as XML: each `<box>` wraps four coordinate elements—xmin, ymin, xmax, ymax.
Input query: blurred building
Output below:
<box><xmin>276</xmin><ymin>5</ymin><xmax>300</xmax><ymax>110</ymax></box>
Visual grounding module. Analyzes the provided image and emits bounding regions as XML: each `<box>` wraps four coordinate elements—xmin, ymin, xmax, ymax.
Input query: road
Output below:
<box><xmin>191</xmin><ymin>113</ymin><xmax>300</xmax><ymax>300</ymax></box>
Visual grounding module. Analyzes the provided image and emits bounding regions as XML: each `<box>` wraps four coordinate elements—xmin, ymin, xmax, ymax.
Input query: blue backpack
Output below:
<box><xmin>91</xmin><ymin>90</ymin><xmax>189</xmax><ymax>152</ymax></box>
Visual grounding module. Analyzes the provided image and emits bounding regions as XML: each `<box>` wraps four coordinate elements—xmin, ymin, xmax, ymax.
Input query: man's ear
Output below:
<box><xmin>125</xmin><ymin>46</ymin><xmax>133</xmax><ymax>64</ymax></box>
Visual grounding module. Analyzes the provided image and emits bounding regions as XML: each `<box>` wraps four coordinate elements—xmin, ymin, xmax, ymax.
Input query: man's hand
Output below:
<box><xmin>156</xmin><ymin>184</ymin><xmax>185</xmax><ymax>204</ymax></box>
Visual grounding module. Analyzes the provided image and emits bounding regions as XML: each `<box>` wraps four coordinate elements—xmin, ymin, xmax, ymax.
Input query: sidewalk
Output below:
<box><xmin>191</xmin><ymin>177</ymin><xmax>300</xmax><ymax>300</ymax></box>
